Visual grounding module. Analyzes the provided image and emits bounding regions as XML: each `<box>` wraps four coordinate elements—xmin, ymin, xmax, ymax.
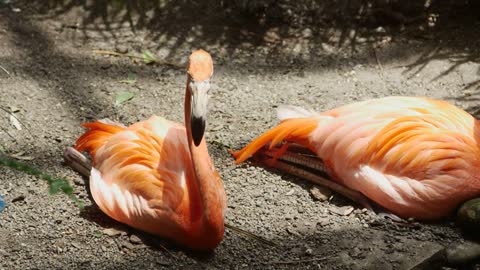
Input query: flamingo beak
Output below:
<box><xmin>189</xmin><ymin>79</ymin><xmax>210</xmax><ymax>146</ymax></box>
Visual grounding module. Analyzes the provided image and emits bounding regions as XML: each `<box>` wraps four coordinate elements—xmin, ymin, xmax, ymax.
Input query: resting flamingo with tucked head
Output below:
<box><xmin>65</xmin><ymin>50</ymin><xmax>226</xmax><ymax>250</ymax></box>
<box><xmin>232</xmin><ymin>96</ymin><xmax>480</xmax><ymax>220</ymax></box>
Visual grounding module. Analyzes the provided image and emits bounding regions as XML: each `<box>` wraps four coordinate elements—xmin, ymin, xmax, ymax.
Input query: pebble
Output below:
<box><xmin>103</xmin><ymin>228</ymin><xmax>122</xmax><ymax>237</ymax></box>
<box><xmin>122</xmin><ymin>241</ymin><xmax>135</xmax><ymax>250</ymax></box>
<box><xmin>11</xmin><ymin>195</ymin><xmax>25</xmax><ymax>203</ymax></box>
<box><xmin>286</xmin><ymin>227</ymin><xmax>300</xmax><ymax>236</ymax></box>
<box><xmin>310</xmin><ymin>186</ymin><xmax>331</xmax><ymax>201</ymax></box>
<box><xmin>328</xmin><ymin>206</ymin><xmax>354</xmax><ymax>216</ymax></box>
<box><xmin>447</xmin><ymin>241</ymin><xmax>480</xmax><ymax>266</ymax></box>
<box><xmin>129</xmin><ymin>234</ymin><xmax>142</xmax><ymax>245</ymax></box>
<box><xmin>115</xmin><ymin>44</ymin><xmax>129</xmax><ymax>54</ymax></box>
<box><xmin>317</xmin><ymin>217</ymin><xmax>330</xmax><ymax>227</ymax></box>
<box><xmin>73</xmin><ymin>178</ymin><xmax>84</xmax><ymax>186</ymax></box>
<box><xmin>301</xmin><ymin>28</ymin><xmax>313</xmax><ymax>38</ymax></box>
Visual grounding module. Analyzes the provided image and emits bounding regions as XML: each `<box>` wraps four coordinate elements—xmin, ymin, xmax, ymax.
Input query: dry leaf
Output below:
<box><xmin>329</xmin><ymin>206</ymin><xmax>354</xmax><ymax>216</ymax></box>
<box><xmin>10</xmin><ymin>151</ymin><xmax>34</xmax><ymax>160</ymax></box>
<box><xmin>103</xmin><ymin>228</ymin><xmax>122</xmax><ymax>236</ymax></box>
<box><xmin>114</xmin><ymin>91</ymin><xmax>134</xmax><ymax>106</ymax></box>
<box><xmin>286</xmin><ymin>189</ymin><xmax>295</xmax><ymax>196</ymax></box>
<box><xmin>9</xmin><ymin>114</ymin><xmax>22</xmax><ymax>130</ymax></box>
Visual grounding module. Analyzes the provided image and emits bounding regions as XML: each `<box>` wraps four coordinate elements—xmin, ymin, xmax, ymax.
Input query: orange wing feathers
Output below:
<box><xmin>233</xmin><ymin>96</ymin><xmax>480</xmax><ymax>220</ymax></box>
<box><xmin>232</xmin><ymin>117</ymin><xmax>318</xmax><ymax>164</ymax></box>
<box><xmin>75</xmin><ymin>121</ymin><xmax>125</xmax><ymax>158</ymax></box>
<box><xmin>75</xmin><ymin>116</ymin><xmax>207</xmax><ymax>245</ymax></box>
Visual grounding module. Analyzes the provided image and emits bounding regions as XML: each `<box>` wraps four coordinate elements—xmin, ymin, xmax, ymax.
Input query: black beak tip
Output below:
<box><xmin>191</xmin><ymin>116</ymin><xmax>206</xmax><ymax>146</ymax></box>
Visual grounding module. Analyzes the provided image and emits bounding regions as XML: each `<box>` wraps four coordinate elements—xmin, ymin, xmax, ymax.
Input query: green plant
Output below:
<box><xmin>0</xmin><ymin>152</ymin><xmax>83</xmax><ymax>208</ymax></box>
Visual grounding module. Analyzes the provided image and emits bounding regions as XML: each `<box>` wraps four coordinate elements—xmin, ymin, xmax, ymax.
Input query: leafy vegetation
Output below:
<box><xmin>114</xmin><ymin>91</ymin><xmax>135</xmax><ymax>106</ymax></box>
<box><xmin>0</xmin><ymin>152</ymin><xmax>83</xmax><ymax>208</ymax></box>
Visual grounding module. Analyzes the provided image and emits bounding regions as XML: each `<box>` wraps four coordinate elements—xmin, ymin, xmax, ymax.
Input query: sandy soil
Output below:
<box><xmin>1</xmin><ymin>1</ymin><xmax>480</xmax><ymax>269</ymax></box>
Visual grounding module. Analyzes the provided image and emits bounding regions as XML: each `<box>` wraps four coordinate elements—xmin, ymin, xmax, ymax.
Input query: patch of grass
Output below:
<box><xmin>142</xmin><ymin>50</ymin><xmax>159</xmax><ymax>64</ymax></box>
<box><xmin>119</xmin><ymin>73</ymin><xmax>137</xmax><ymax>84</ymax></box>
<box><xmin>0</xmin><ymin>152</ymin><xmax>83</xmax><ymax>208</ymax></box>
<box><xmin>114</xmin><ymin>91</ymin><xmax>135</xmax><ymax>106</ymax></box>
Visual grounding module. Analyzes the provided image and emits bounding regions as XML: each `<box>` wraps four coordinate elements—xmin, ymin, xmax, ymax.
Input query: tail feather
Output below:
<box><xmin>276</xmin><ymin>105</ymin><xmax>316</xmax><ymax>121</ymax></box>
<box><xmin>231</xmin><ymin>118</ymin><xmax>318</xmax><ymax>164</ymax></box>
<box><xmin>75</xmin><ymin>121</ymin><xmax>125</xmax><ymax>158</ymax></box>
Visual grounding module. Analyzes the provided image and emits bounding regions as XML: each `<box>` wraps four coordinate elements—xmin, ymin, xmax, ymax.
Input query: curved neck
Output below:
<box><xmin>184</xmin><ymin>79</ymin><xmax>225</xmax><ymax>240</ymax></box>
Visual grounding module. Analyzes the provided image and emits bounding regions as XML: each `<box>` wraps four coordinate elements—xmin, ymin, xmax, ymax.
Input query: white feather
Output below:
<box><xmin>276</xmin><ymin>105</ymin><xmax>316</xmax><ymax>121</ymax></box>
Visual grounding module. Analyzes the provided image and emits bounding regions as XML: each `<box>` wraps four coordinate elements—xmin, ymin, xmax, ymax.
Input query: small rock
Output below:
<box><xmin>368</xmin><ymin>218</ymin><xmax>384</xmax><ymax>227</ymax></box>
<box><xmin>375</xmin><ymin>26</ymin><xmax>386</xmax><ymax>33</ymax></box>
<box><xmin>286</xmin><ymin>227</ymin><xmax>300</xmax><ymax>236</ymax></box>
<box><xmin>115</xmin><ymin>44</ymin><xmax>129</xmax><ymax>54</ymax></box>
<box><xmin>8</xmin><ymin>106</ymin><xmax>20</xmax><ymax>113</ymax></box>
<box><xmin>292</xmin><ymin>43</ymin><xmax>302</xmax><ymax>55</ymax></box>
<box><xmin>305</xmin><ymin>248</ymin><xmax>313</xmax><ymax>255</ymax></box>
<box><xmin>301</xmin><ymin>28</ymin><xmax>313</xmax><ymax>38</ymax></box>
<box><xmin>321</xmin><ymin>42</ymin><xmax>335</xmax><ymax>54</ymax></box>
<box><xmin>122</xmin><ymin>241</ymin><xmax>135</xmax><ymax>250</ymax></box>
<box><xmin>457</xmin><ymin>197</ymin><xmax>480</xmax><ymax>236</ymax></box>
<box><xmin>447</xmin><ymin>241</ymin><xmax>480</xmax><ymax>266</ymax></box>
<box><xmin>317</xmin><ymin>217</ymin><xmax>330</xmax><ymax>227</ymax></box>
<box><xmin>73</xmin><ymin>177</ymin><xmax>84</xmax><ymax>186</ymax></box>
<box><xmin>11</xmin><ymin>195</ymin><xmax>25</xmax><ymax>203</ymax></box>
<box><xmin>129</xmin><ymin>234</ymin><xmax>142</xmax><ymax>245</ymax></box>
<box><xmin>285</xmin><ymin>189</ymin><xmax>295</xmax><ymax>196</ymax></box>
<box><xmin>329</xmin><ymin>206</ymin><xmax>354</xmax><ymax>216</ymax></box>
<box><xmin>349</xmin><ymin>247</ymin><xmax>365</xmax><ymax>259</ymax></box>
<box><xmin>310</xmin><ymin>186</ymin><xmax>332</xmax><ymax>201</ymax></box>
<box><xmin>264</xmin><ymin>29</ymin><xmax>280</xmax><ymax>43</ymax></box>
<box><xmin>103</xmin><ymin>228</ymin><xmax>122</xmax><ymax>237</ymax></box>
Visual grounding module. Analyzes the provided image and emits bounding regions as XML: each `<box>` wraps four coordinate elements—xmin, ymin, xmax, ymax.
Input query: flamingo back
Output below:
<box><xmin>75</xmin><ymin>116</ymin><xmax>203</xmax><ymax>237</ymax></box>
<box><xmin>233</xmin><ymin>96</ymin><xmax>480</xmax><ymax>219</ymax></box>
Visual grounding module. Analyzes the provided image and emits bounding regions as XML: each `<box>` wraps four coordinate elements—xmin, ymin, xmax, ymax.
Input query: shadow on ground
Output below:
<box><xmin>2</xmin><ymin>0</ymin><xmax>478</xmax><ymax>66</ymax></box>
<box><xmin>0</xmin><ymin>0</ymin><xmax>478</xmax><ymax>108</ymax></box>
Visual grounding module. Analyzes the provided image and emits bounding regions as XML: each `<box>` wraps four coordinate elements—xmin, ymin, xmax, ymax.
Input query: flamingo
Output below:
<box><xmin>64</xmin><ymin>50</ymin><xmax>226</xmax><ymax>250</ymax></box>
<box><xmin>232</xmin><ymin>96</ymin><xmax>480</xmax><ymax>220</ymax></box>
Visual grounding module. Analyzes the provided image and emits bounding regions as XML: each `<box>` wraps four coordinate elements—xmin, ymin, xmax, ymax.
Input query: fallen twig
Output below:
<box><xmin>92</xmin><ymin>50</ymin><xmax>182</xmax><ymax>68</ymax></box>
<box><xmin>0</xmin><ymin>65</ymin><xmax>10</xmax><ymax>76</ymax></box>
<box><xmin>94</xmin><ymin>49</ymin><xmax>143</xmax><ymax>60</ymax></box>
<box><xmin>372</xmin><ymin>45</ymin><xmax>384</xmax><ymax>73</ymax></box>
<box><xmin>225</xmin><ymin>223</ymin><xmax>278</xmax><ymax>247</ymax></box>
<box><xmin>149</xmin><ymin>238</ymin><xmax>179</xmax><ymax>259</ymax></box>
<box><xmin>264</xmin><ymin>256</ymin><xmax>331</xmax><ymax>265</ymax></box>
<box><xmin>0</xmin><ymin>152</ymin><xmax>83</xmax><ymax>207</ymax></box>
<box><xmin>0</xmin><ymin>106</ymin><xmax>34</xmax><ymax>139</ymax></box>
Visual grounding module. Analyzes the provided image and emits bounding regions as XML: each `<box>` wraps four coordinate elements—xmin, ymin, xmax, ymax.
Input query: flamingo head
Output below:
<box><xmin>187</xmin><ymin>49</ymin><xmax>214</xmax><ymax>146</ymax></box>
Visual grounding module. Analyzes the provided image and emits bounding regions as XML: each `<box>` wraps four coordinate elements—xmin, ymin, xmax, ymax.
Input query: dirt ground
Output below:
<box><xmin>1</xmin><ymin>0</ymin><xmax>480</xmax><ymax>269</ymax></box>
